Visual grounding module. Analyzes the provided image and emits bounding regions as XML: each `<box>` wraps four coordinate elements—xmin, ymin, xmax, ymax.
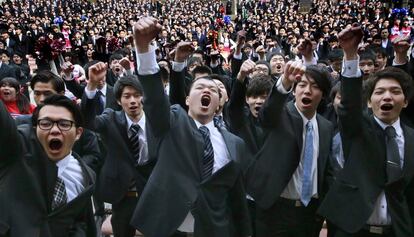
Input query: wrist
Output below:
<box><xmin>344</xmin><ymin>53</ymin><xmax>358</xmax><ymax>61</ymax></box>
<box><xmin>281</xmin><ymin>77</ymin><xmax>292</xmax><ymax>91</ymax></box>
<box><xmin>237</xmin><ymin>73</ymin><xmax>246</xmax><ymax>82</ymax></box>
<box><xmin>136</xmin><ymin>45</ymin><xmax>149</xmax><ymax>54</ymax></box>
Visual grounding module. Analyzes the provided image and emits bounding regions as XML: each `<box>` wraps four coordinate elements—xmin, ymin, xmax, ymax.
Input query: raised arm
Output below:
<box><xmin>230</xmin><ymin>31</ymin><xmax>247</xmax><ymax>79</ymax></box>
<box><xmin>0</xmin><ymin>101</ymin><xmax>22</xmax><ymax>164</ymax></box>
<box><xmin>169</xmin><ymin>42</ymin><xmax>194</xmax><ymax>109</ymax></box>
<box><xmin>61</xmin><ymin>62</ymin><xmax>85</xmax><ymax>99</ymax></box>
<box><xmin>80</xmin><ymin>62</ymin><xmax>111</xmax><ymax>133</ymax></box>
<box><xmin>133</xmin><ymin>17</ymin><xmax>171</xmax><ymax>138</ymax></box>
<box><xmin>336</xmin><ymin>24</ymin><xmax>364</xmax><ymax>139</ymax></box>
<box><xmin>227</xmin><ymin>59</ymin><xmax>255</xmax><ymax>130</ymax></box>
<box><xmin>259</xmin><ymin>61</ymin><xmax>305</xmax><ymax>127</ymax></box>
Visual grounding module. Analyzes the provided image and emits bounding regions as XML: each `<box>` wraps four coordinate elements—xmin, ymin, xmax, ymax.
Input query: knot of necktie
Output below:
<box><xmin>385</xmin><ymin>126</ymin><xmax>396</xmax><ymax>138</ymax></box>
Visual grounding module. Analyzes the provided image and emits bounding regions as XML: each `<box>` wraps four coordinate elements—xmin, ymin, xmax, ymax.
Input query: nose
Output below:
<box><xmin>49</xmin><ymin>122</ymin><xmax>61</xmax><ymax>134</ymax></box>
<box><xmin>304</xmin><ymin>85</ymin><xmax>312</xmax><ymax>94</ymax></box>
<box><xmin>383</xmin><ymin>90</ymin><xmax>393</xmax><ymax>100</ymax></box>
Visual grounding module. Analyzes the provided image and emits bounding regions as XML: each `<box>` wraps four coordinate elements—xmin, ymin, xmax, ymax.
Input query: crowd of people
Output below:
<box><xmin>1</xmin><ymin>0</ymin><xmax>414</xmax><ymax>237</ymax></box>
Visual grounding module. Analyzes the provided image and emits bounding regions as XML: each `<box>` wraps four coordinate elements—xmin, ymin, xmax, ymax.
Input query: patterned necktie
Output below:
<box><xmin>213</xmin><ymin>115</ymin><xmax>227</xmax><ymax>130</ymax></box>
<box><xmin>385</xmin><ymin>126</ymin><xmax>401</xmax><ymax>183</ymax></box>
<box><xmin>301</xmin><ymin>121</ymin><xmax>314</xmax><ymax>206</ymax></box>
<box><xmin>130</xmin><ymin>124</ymin><xmax>141</xmax><ymax>165</ymax></box>
<box><xmin>51</xmin><ymin>176</ymin><xmax>68</xmax><ymax>210</ymax></box>
<box><xmin>199</xmin><ymin>126</ymin><xmax>214</xmax><ymax>180</ymax></box>
<box><xmin>96</xmin><ymin>90</ymin><xmax>105</xmax><ymax>115</ymax></box>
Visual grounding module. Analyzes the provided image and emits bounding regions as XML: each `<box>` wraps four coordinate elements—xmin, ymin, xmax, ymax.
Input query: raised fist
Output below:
<box><xmin>133</xmin><ymin>17</ymin><xmax>162</xmax><ymax>53</ymax></box>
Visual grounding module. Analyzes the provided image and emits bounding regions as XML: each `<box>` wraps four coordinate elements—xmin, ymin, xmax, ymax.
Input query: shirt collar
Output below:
<box><xmin>194</xmin><ymin>119</ymin><xmax>215</xmax><ymax>131</ymax></box>
<box><xmin>55</xmin><ymin>152</ymin><xmax>73</xmax><ymax>176</ymax></box>
<box><xmin>374</xmin><ymin>116</ymin><xmax>403</xmax><ymax>138</ymax></box>
<box><xmin>294</xmin><ymin>102</ymin><xmax>317</xmax><ymax>127</ymax></box>
<box><xmin>125</xmin><ymin>112</ymin><xmax>146</xmax><ymax>131</ymax></box>
<box><xmin>98</xmin><ymin>84</ymin><xmax>107</xmax><ymax>96</ymax></box>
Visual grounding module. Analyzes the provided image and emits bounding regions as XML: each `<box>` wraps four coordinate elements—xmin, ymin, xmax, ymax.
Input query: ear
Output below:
<box><xmin>367</xmin><ymin>99</ymin><xmax>372</xmax><ymax>108</ymax></box>
<box><xmin>185</xmin><ymin>96</ymin><xmax>190</xmax><ymax>106</ymax></box>
<box><xmin>403</xmin><ymin>98</ymin><xmax>408</xmax><ymax>108</ymax></box>
<box><xmin>75</xmin><ymin>127</ymin><xmax>83</xmax><ymax>141</ymax></box>
<box><xmin>117</xmin><ymin>100</ymin><xmax>121</xmax><ymax>106</ymax></box>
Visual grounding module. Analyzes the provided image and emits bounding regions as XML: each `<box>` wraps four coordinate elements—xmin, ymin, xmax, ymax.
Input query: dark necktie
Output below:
<box><xmin>213</xmin><ymin>115</ymin><xmax>227</xmax><ymax>130</ymax></box>
<box><xmin>301</xmin><ymin>121</ymin><xmax>314</xmax><ymax>206</ymax></box>
<box><xmin>385</xmin><ymin>126</ymin><xmax>401</xmax><ymax>183</ymax></box>
<box><xmin>96</xmin><ymin>90</ymin><xmax>105</xmax><ymax>115</ymax></box>
<box><xmin>199</xmin><ymin>126</ymin><xmax>214</xmax><ymax>180</ymax></box>
<box><xmin>130</xmin><ymin>124</ymin><xmax>141</xmax><ymax>165</ymax></box>
<box><xmin>51</xmin><ymin>176</ymin><xmax>68</xmax><ymax>210</ymax></box>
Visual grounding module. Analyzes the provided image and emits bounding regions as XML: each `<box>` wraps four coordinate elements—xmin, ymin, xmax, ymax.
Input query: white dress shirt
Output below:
<box><xmin>125</xmin><ymin>113</ymin><xmax>149</xmax><ymax>165</ymax></box>
<box><xmin>56</xmin><ymin>153</ymin><xmax>86</xmax><ymax>202</ymax></box>
<box><xmin>367</xmin><ymin>118</ymin><xmax>405</xmax><ymax>225</ymax></box>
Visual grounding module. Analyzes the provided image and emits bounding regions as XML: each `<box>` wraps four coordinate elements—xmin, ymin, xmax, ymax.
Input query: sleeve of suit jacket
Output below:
<box><xmin>140</xmin><ymin>72</ymin><xmax>171</xmax><ymax>138</ymax></box>
<box><xmin>169</xmin><ymin>69</ymin><xmax>188</xmax><ymax>110</ymax></box>
<box><xmin>258</xmin><ymin>83</ymin><xmax>289</xmax><ymax>128</ymax></box>
<box><xmin>65</xmin><ymin>79</ymin><xmax>86</xmax><ymax>99</ymax></box>
<box><xmin>0</xmin><ymin>100</ymin><xmax>22</xmax><ymax>164</ymax></box>
<box><xmin>227</xmin><ymin>79</ymin><xmax>248</xmax><ymax>131</ymax></box>
<box><xmin>80</xmin><ymin>94</ymin><xmax>113</xmax><ymax>133</ymax></box>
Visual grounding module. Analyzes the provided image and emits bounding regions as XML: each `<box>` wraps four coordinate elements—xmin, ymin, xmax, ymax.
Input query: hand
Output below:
<box><xmin>255</xmin><ymin>45</ymin><xmax>266</xmax><ymax>54</ymax></box>
<box><xmin>237</xmin><ymin>59</ymin><xmax>255</xmax><ymax>82</ymax></box>
<box><xmin>61</xmin><ymin>62</ymin><xmax>74</xmax><ymax>76</ymax></box>
<box><xmin>281</xmin><ymin>61</ymin><xmax>306</xmax><ymax>91</ymax></box>
<box><xmin>119</xmin><ymin>57</ymin><xmax>131</xmax><ymax>70</ymax></box>
<box><xmin>297</xmin><ymin>38</ymin><xmax>313</xmax><ymax>61</ymax></box>
<box><xmin>338</xmin><ymin>23</ymin><xmax>363</xmax><ymax>60</ymax></box>
<box><xmin>174</xmin><ymin>41</ymin><xmax>194</xmax><ymax>62</ymax></box>
<box><xmin>87</xmin><ymin>62</ymin><xmax>107</xmax><ymax>91</ymax></box>
<box><xmin>392</xmin><ymin>35</ymin><xmax>411</xmax><ymax>64</ymax></box>
<box><xmin>236</xmin><ymin>30</ymin><xmax>246</xmax><ymax>49</ymax></box>
<box><xmin>133</xmin><ymin>17</ymin><xmax>162</xmax><ymax>53</ymax></box>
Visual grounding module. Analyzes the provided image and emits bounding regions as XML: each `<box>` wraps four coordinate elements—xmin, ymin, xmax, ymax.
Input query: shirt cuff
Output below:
<box><xmin>341</xmin><ymin>57</ymin><xmax>362</xmax><ymax>78</ymax></box>
<box><xmin>233</xmin><ymin>52</ymin><xmax>242</xmax><ymax>60</ymax></box>
<box><xmin>84</xmin><ymin>87</ymin><xmax>97</xmax><ymax>99</ymax></box>
<box><xmin>135</xmin><ymin>46</ymin><xmax>160</xmax><ymax>75</ymax></box>
<box><xmin>275</xmin><ymin>76</ymin><xmax>292</xmax><ymax>94</ymax></box>
<box><xmin>172</xmin><ymin>61</ymin><xmax>186</xmax><ymax>72</ymax></box>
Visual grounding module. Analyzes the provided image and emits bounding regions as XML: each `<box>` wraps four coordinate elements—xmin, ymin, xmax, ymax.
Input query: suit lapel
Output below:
<box><xmin>190</xmin><ymin>118</ymin><xmax>205</xmax><ymax>181</ymax></box>
<box><xmin>402</xmin><ymin>124</ymin><xmax>414</xmax><ymax>177</ymax></box>
<box><xmin>316</xmin><ymin>115</ymin><xmax>330</xmax><ymax>185</ymax></box>
<box><xmin>287</xmin><ymin>102</ymin><xmax>304</xmax><ymax>156</ymax></box>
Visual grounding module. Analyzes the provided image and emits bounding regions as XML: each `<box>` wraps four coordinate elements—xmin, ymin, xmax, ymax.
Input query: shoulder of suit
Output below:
<box><xmin>73</xmin><ymin>152</ymin><xmax>96</xmax><ymax>182</ymax></box>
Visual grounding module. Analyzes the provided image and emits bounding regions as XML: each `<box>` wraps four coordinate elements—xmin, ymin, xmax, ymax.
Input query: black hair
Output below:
<box><xmin>328</xmin><ymin>49</ymin><xmax>344</xmax><ymax>62</ymax></box>
<box><xmin>294</xmin><ymin>65</ymin><xmax>332</xmax><ymax>98</ymax></box>
<box><xmin>30</xmin><ymin>70</ymin><xmax>65</xmax><ymax>93</ymax></box>
<box><xmin>267</xmin><ymin>51</ymin><xmax>285</xmax><ymax>63</ymax></box>
<box><xmin>330</xmin><ymin>81</ymin><xmax>341</xmax><ymax>101</ymax></box>
<box><xmin>113</xmin><ymin>75</ymin><xmax>144</xmax><ymax>101</ymax></box>
<box><xmin>364</xmin><ymin>67</ymin><xmax>413</xmax><ymax>103</ymax></box>
<box><xmin>160</xmin><ymin>67</ymin><xmax>170</xmax><ymax>83</ymax></box>
<box><xmin>0</xmin><ymin>77</ymin><xmax>32</xmax><ymax>114</ymax></box>
<box><xmin>187</xmin><ymin>57</ymin><xmax>203</xmax><ymax>69</ymax></box>
<box><xmin>255</xmin><ymin>60</ymin><xmax>271</xmax><ymax>75</ymax></box>
<box><xmin>191</xmin><ymin>65</ymin><xmax>212</xmax><ymax>79</ymax></box>
<box><xmin>246</xmin><ymin>75</ymin><xmax>273</xmax><ymax>98</ymax></box>
<box><xmin>359</xmin><ymin>50</ymin><xmax>376</xmax><ymax>64</ymax></box>
<box><xmin>189</xmin><ymin>76</ymin><xmax>222</xmax><ymax>98</ymax></box>
<box><xmin>32</xmin><ymin>94</ymin><xmax>84</xmax><ymax>127</ymax></box>
<box><xmin>109</xmin><ymin>53</ymin><xmax>123</xmax><ymax>63</ymax></box>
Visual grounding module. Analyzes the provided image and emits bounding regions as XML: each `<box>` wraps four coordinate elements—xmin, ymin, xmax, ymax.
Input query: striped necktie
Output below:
<box><xmin>199</xmin><ymin>126</ymin><xmax>214</xmax><ymax>180</ymax></box>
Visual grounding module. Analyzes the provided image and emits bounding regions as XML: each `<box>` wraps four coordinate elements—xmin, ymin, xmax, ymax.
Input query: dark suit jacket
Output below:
<box><xmin>0</xmin><ymin>63</ymin><xmax>17</xmax><ymax>81</ymax></box>
<box><xmin>131</xmin><ymin>72</ymin><xmax>251</xmax><ymax>237</ymax></box>
<box><xmin>318</xmin><ymin>76</ymin><xmax>414</xmax><ymax>236</ymax></box>
<box><xmin>246</xmin><ymin>86</ymin><xmax>334</xmax><ymax>210</ymax></box>
<box><xmin>64</xmin><ymin>79</ymin><xmax>121</xmax><ymax>111</ymax></box>
<box><xmin>81</xmin><ymin>96</ymin><xmax>156</xmax><ymax>204</ymax></box>
<box><xmin>0</xmin><ymin>102</ymin><xmax>96</xmax><ymax>237</ymax></box>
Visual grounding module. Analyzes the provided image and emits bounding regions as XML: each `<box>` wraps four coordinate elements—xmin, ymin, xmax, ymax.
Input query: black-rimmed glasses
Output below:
<box><xmin>37</xmin><ymin>119</ymin><xmax>75</xmax><ymax>131</ymax></box>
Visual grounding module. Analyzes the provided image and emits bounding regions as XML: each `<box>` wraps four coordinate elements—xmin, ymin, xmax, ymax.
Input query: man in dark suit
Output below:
<box><xmin>0</xmin><ymin>54</ymin><xmax>17</xmax><ymax>80</ymax></box>
<box><xmin>61</xmin><ymin>60</ymin><xmax>121</xmax><ymax>112</ymax></box>
<box><xmin>0</xmin><ymin>95</ymin><xmax>96</xmax><ymax>237</ymax></box>
<box><xmin>318</xmin><ymin>24</ymin><xmax>414</xmax><ymax>237</ymax></box>
<box><xmin>130</xmin><ymin>17</ymin><xmax>251</xmax><ymax>237</ymax></box>
<box><xmin>81</xmin><ymin>63</ymin><xmax>156</xmax><ymax>237</ymax></box>
<box><xmin>12</xmin><ymin>26</ymin><xmax>29</xmax><ymax>56</ymax></box>
<box><xmin>246</xmin><ymin>60</ymin><xmax>334</xmax><ymax>236</ymax></box>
